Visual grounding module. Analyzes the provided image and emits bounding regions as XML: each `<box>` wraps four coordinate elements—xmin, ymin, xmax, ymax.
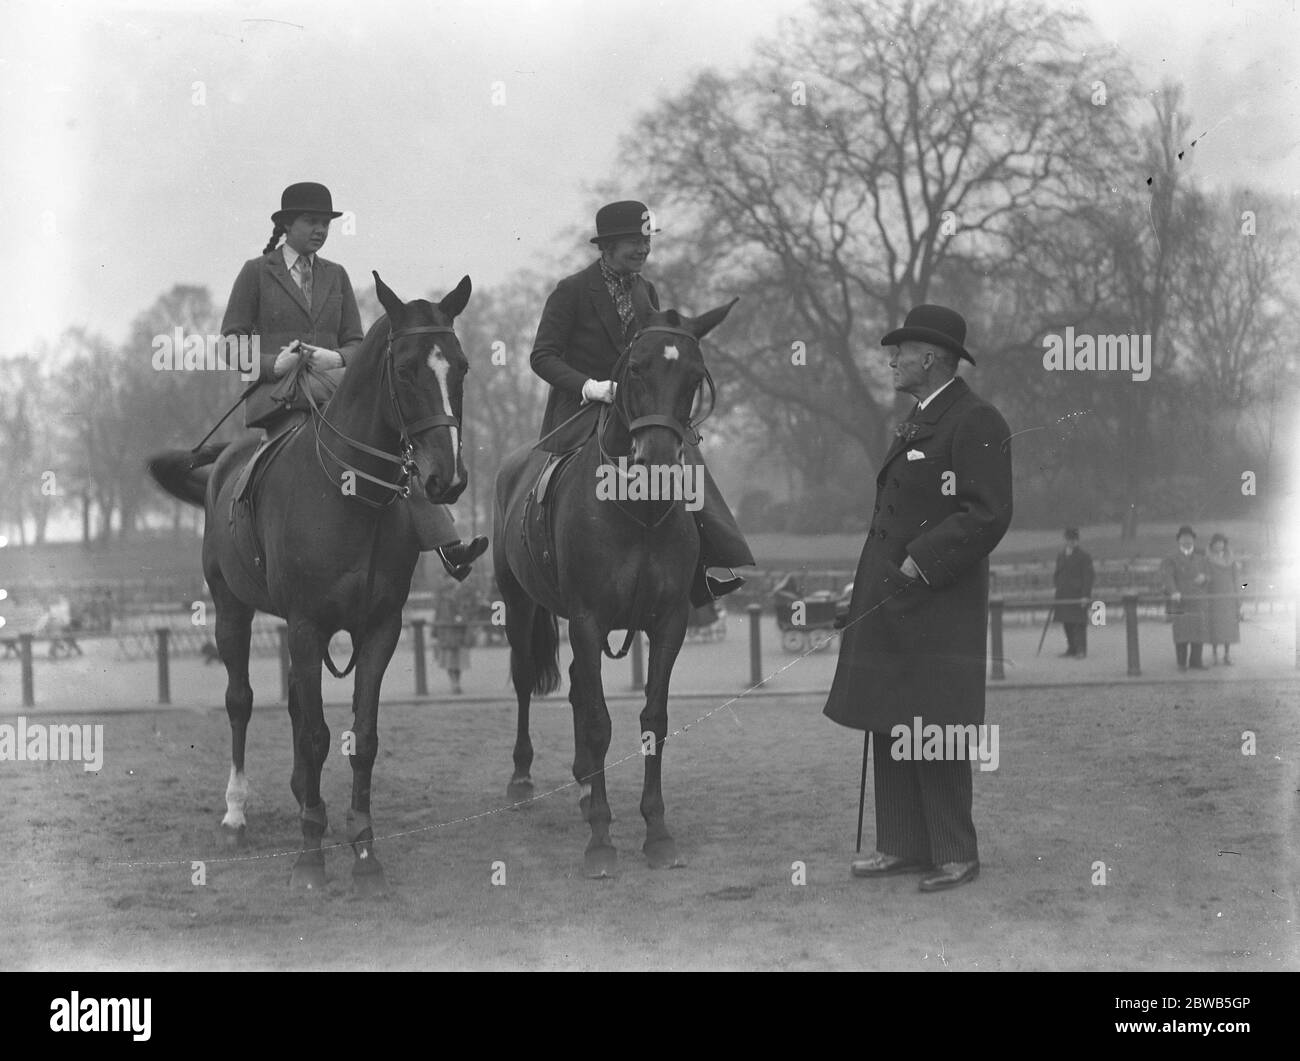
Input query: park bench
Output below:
<box><xmin>0</xmin><ymin>604</ymin><xmax>83</xmax><ymax>660</ymax></box>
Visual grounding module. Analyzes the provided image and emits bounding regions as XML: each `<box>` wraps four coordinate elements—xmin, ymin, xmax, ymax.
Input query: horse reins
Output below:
<box><xmin>305</xmin><ymin>321</ymin><xmax>462</xmax><ymax>507</ymax></box>
<box><xmin>297</xmin><ymin>320</ymin><xmax>463</xmax><ymax>680</ymax></box>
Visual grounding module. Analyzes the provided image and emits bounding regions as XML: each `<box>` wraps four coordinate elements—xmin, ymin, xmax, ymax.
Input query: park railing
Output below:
<box><xmin>986</xmin><ymin>590</ymin><xmax>1294</xmax><ymax>679</ymax></box>
<box><xmin>5</xmin><ymin>591</ymin><xmax>1296</xmax><ymax>707</ymax></box>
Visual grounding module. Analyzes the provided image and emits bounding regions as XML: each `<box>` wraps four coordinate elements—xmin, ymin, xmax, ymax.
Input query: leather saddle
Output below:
<box><xmin>520</xmin><ymin>449</ymin><xmax>580</xmax><ymax>602</ymax></box>
<box><xmin>228</xmin><ymin>414</ymin><xmax>307</xmax><ymax>581</ymax></box>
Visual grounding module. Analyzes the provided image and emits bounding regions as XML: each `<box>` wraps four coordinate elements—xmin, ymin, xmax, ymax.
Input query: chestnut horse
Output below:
<box><xmin>148</xmin><ymin>273</ymin><xmax>471</xmax><ymax>894</ymax></box>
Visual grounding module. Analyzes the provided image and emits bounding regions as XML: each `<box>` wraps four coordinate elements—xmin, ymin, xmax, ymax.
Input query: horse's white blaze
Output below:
<box><xmin>579</xmin><ymin>783</ymin><xmax>593</xmax><ymax>801</ymax></box>
<box><xmin>222</xmin><ymin>765</ymin><xmax>249</xmax><ymax>829</ymax></box>
<box><xmin>663</xmin><ymin>344</ymin><xmax>679</xmax><ymax>361</ymax></box>
<box><xmin>427</xmin><ymin>345</ymin><xmax>462</xmax><ymax>484</ymax></box>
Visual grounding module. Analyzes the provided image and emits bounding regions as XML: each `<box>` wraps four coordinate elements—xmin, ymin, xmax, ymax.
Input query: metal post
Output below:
<box><xmin>630</xmin><ymin>631</ymin><xmax>644</xmax><ymax>691</ymax></box>
<box><xmin>1124</xmin><ymin>593</ymin><xmax>1141</xmax><ymax>677</ymax></box>
<box><xmin>1294</xmin><ymin>599</ymin><xmax>1299</xmax><ymax>670</ymax></box>
<box><xmin>988</xmin><ymin>598</ymin><xmax>1005</xmax><ymax>680</ymax></box>
<box><xmin>19</xmin><ymin>634</ymin><xmax>34</xmax><ymax>708</ymax></box>
<box><xmin>412</xmin><ymin>619</ymin><xmax>428</xmax><ymax>696</ymax></box>
<box><xmin>279</xmin><ymin>626</ymin><xmax>290</xmax><ymax>702</ymax></box>
<box><xmin>156</xmin><ymin>627</ymin><xmax>171</xmax><ymax>705</ymax></box>
<box><xmin>747</xmin><ymin>603</ymin><xmax>763</xmax><ymax>687</ymax></box>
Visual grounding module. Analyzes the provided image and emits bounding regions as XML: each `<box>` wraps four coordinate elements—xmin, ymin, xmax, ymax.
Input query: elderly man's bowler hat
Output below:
<box><xmin>590</xmin><ymin>200</ymin><xmax>660</xmax><ymax>244</ymax></box>
<box><xmin>272</xmin><ymin>182</ymin><xmax>344</xmax><ymax>225</ymax></box>
<box><xmin>1177</xmin><ymin>525</ymin><xmax>1197</xmax><ymax>539</ymax></box>
<box><xmin>881</xmin><ymin>304</ymin><xmax>975</xmax><ymax>365</ymax></box>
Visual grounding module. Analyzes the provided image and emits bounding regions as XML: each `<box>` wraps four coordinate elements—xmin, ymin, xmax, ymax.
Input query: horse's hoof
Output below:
<box><xmin>220</xmin><ymin>823</ymin><xmax>248</xmax><ymax>849</ymax></box>
<box><xmin>352</xmin><ymin>859</ymin><xmax>388</xmax><ymax>898</ymax></box>
<box><xmin>507</xmin><ymin>777</ymin><xmax>535</xmax><ymax>804</ymax></box>
<box><xmin>584</xmin><ymin>843</ymin><xmax>617</xmax><ymax>879</ymax></box>
<box><xmin>644</xmin><ymin>837</ymin><xmax>686</xmax><ymax>870</ymax></box>
<box><xmin>289</xmin><ymin>856</ymin><xmax>327</xmax><ymax>892</ymax></box>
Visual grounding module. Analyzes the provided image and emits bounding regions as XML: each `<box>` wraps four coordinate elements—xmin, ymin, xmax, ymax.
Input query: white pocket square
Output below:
<box><xmin>906</xmin><ymin>449</ymin><xmax>925</xmax><ymax>461</ymax></box>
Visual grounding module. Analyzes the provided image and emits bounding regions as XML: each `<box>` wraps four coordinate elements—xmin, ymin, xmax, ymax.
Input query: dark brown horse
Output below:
<box><xmin>149</xmin><ymin>273</ymin><xmax>471</xmax><ymax>894</ymax></box>
<box><xmin>494</xmin><ymin>293</ymin><xmax>735</xmax><ymax>877</ymax></box>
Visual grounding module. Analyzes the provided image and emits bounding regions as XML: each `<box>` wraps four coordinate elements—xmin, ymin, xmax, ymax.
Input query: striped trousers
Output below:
<box><xmin>872</xmin><ymin>732</ymin><xmax>978</xmax><ymax>865</ymax></box>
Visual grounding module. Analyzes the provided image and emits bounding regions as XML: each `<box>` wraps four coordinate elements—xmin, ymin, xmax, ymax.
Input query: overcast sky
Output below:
<box><xmin>2</xmin><ymin>0</ymin><xmax>1296</xmax><ymax>358</ymax></box>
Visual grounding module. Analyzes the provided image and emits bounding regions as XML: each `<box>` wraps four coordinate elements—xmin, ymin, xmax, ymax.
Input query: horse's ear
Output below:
<box><xmin>373</xmin><ymin>272</ymin><xmax>404</xmax><ymax>320</ymax></box>
<box><xmin>688</xmin><ymin>297</ymin><xmax>739</xmax><ymax>340</ymax></box>
<box><xmin>437</xmin><ymin>275</ymin><xmax>472</xmax><ymax>320</ymax></box>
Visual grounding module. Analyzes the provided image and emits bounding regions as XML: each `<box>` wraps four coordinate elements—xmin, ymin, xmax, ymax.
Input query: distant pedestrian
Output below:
<box><xmin>1161</xmin><ymin>525</ymin><xmax>1209</xmax><ymax>671</ymax></box>
<box><xmin>1205</xmin><ymin>533</ymin><xmax>1240</xmax><ymax>665</ymax></box>
<box><xmin>1053</xmin><ymin>528</ymin><xmax>1094</xmax><ymax>658</ymax></box>
<box><xmin>433</xmin><ymin>612</ymin><xmax>471</xmax><ymax>694</ymax></box>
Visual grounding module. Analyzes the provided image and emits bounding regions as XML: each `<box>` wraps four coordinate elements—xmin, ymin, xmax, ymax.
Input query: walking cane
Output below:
<box><xmin>855</xmin><ymin>729</ymin><xmax>870</xmax><ymax>854</ymax></box>
<box><xmin>1034</xmin><ymin>604</ymin><xmax>1055</xmax><ymax>657</ymax></box>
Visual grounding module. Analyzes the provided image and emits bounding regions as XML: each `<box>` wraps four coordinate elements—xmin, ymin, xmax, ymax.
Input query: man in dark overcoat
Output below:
<box><xmin>528</xmin><ymin>200</ymin><xmax>753</xmax><ymax>606</ymax></box>
<box><xmin>824</xmin><ymin>304</ymin><xmax>1013</xmax><ymax>893</ymax></box>
<box><xmin>1161</xmin><ymin>525</ymin><xmax>1209</xmax><ymax>670</ymax></box>
<box><xmin>1053</xmin><ymin>527</ymin><xmax>1095</xmax><ymax>658</ymax></box>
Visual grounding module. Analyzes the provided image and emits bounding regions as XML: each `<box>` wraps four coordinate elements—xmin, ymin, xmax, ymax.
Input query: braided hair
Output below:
<box><xmin>262</xmin><ymin>220</ymin><xmax>288</xmax><ymax>254</ymax></box>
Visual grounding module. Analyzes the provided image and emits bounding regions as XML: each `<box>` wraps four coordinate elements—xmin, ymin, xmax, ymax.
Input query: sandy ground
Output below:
<box><xmin>1</xmin><ymin>672</ymin><xmax>1296</xmax><ymax>970</ymax></box>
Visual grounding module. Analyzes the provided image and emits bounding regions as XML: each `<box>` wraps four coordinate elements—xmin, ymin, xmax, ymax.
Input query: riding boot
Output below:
<box><xmin>407</xmin><ymin>493</ymin><xmax>488</xmax><ymax>580</ymax></box>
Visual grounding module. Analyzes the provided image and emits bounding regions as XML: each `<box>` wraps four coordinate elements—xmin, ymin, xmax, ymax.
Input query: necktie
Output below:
<box><xmin>296</xmin><ymin>255</ymin><xmax>313</xmax><ymax>307</ymax></box>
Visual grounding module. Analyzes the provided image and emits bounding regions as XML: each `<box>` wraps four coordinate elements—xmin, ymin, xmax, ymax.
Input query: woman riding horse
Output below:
<box><xmin>201</xmin><ymin>181</ymin><xmax>486</xmax><ymax>579</ymax></box>
<box><xmin>529</xmin><ymin>200</ymin><xmax>753</xmax><ymax>605</ymax></box>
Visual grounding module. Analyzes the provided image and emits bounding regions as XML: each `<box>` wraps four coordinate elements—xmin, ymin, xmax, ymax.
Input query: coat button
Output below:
<box><xmin>891</xmin><ymin>479</ymin><xmax>900</xmax><ymax>489</ymax></box>
<box><xmin>887</xmin><ymin>505</ymin><xmax>895</xmax><ymax>515</ymax></box>
<box><xmin>867</xmin><ymin>529</ymin><xmax>875</xmax><ymax>539</ymax></box>
<box><xmin>879</xmin><ymin>530</ymin><xmax>888</xmax><ymax>540</ymax></box>
<box><xmin>873</xmin><ymin>504</ymin><xmax>880</xmax><ymax>514</ymax></box>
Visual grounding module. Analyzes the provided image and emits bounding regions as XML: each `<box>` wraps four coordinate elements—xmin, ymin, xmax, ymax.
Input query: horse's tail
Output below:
<box><xmin>147</xmin><ymin>446</ymin><xmax>223</xmax><ymax>508</ymax></box>
<box><xmin>530</xmin><ymin>607</ymin><xmax>561</xmax><ymax>696</ymax></box>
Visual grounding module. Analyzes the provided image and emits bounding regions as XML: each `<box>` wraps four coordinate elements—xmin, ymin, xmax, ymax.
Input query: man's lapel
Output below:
<box><xmin>268</xmin><ymin>251</ymin><xmax>311</xmax><ymax>316</ymax></box>
<box><xmin>876</xmin><ymin>378</ymin><xmax>970</xmax><ymax>478</ymax></box>
<box><xmin>585</xmin><ymin>261</ymin><xmax>627</xmax><ymax>354</ymax></box>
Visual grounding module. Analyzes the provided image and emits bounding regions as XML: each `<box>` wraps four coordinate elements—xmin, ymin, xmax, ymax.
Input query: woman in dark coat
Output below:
<box><xmin>1205</xmin><ymin>533</ymin><xmax>1240</xmax><ymax>664</ymax></box>
<box><xmin>1160</xmin><ymin>525</ymin><xmax>1210</xmax><ymax>670</ymax></box>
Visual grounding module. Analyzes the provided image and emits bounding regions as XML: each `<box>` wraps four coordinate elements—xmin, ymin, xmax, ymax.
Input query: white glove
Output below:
<box><xmin>273</xmin><ymin>340</ymin><xmax>305</xmax><ymax>377</ymax></box>
<box><xmin>581</xmin><ymin>379</ymin><xmax>617</xmax><ymax>404</ymax></box>
<box><xmin>303</xmin><ymin>345</ymin><xmax>344</xmax><ymax>370</ymax></box>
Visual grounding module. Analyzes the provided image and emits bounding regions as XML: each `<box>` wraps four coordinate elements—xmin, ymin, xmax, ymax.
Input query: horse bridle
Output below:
<box><xmin>308</xmin><ymin>321</ymin><xmax>463</xmax><ymax>508</ymax></box>
<box><xmin>600</xmin><ymin>324</ymin><xmax>716</xmax><ymax>458</ymax></box>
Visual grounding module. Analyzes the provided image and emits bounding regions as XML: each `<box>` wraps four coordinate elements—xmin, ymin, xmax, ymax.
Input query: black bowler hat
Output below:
<box><xmin>881</xmin><ymin>304</ymin><xmax>975</xmax><ymax>365</ymax></box>
<box><xmin>272</xmin><ymin>182</ymin><xmax>343</xmax><ymax>225</ymax></box>
<box><xmin>1176</xmin><ymin>525</ymin><xmax>1196</xmax><ymax>539</ymax></box>
<box><xmin>1064</xmin><ymin>527</ymin><xmax>1080</xmax><ymax>541</ymax></box>
<box><xmin>590</xmin><ymin>200</ymin><xmax>660</xmax><ymax>244</ymax></box>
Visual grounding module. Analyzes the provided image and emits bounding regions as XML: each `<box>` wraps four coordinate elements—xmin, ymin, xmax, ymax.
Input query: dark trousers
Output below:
<box><xmin>1063</xmin><ymin>622</ymin><xmax>1087</xmax><ymax>655</ymax></box>
<box><xmin>872</xmin><ymin>732</ymin><xmax>978</xmax><ymax>866</ymax></box>
<box><xmin>1175</xmin><ymin>642</ymin><xmax>1204</xmax><ymax>668</ymax></box>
